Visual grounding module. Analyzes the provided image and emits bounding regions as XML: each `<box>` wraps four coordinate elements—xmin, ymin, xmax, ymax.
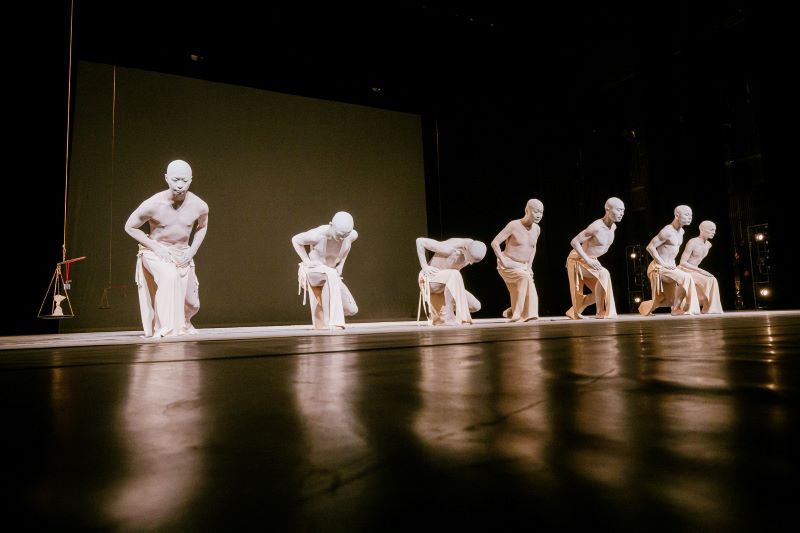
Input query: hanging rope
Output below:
<box><xmin>108</xmin><ymin>65</ymin><xmax>117</xmax><ymax>286</ymax></box>
<box><xmin>62</xmin><ymin>0</ymin><xmax>75</xmax><ymax>263</ymax></box>
<box><xmin>39</xmin><ymin>0</ymin><xmax>86</xmax><ymax>320</ymax></box>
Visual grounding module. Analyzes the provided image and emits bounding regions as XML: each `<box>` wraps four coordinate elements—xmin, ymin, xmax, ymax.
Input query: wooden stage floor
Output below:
<box><xmin>2</xmin><ymin>310</ymin><xmax>798</xmax><ymax>531</ymax></box>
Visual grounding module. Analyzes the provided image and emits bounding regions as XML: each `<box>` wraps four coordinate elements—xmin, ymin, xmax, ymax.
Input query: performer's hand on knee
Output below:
<box><xmin>423</xmin><ymin>265</ymin><xmax>440</xmax><ymax>277</ymax></box>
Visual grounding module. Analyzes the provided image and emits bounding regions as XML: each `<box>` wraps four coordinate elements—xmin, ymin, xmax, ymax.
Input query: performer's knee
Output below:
<box><xmin>344</xmin><ymin>302</ymin><xmax>358</xmax><ymax>316</ymax></box>
<box><xmin>154</xmin><ymin>268</ymin><xmax>182</xmax><ymax>286</ymax></box>
<box><xmin>185</xmin><ymin>299</ymin><xmax>200</xmax><ymax>316</ymax></box>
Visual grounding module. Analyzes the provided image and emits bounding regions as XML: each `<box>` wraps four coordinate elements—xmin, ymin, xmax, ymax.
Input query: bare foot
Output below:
<box><xmin>565</xmin><ymin>307</ymin><xmax>584</xmax><ymax>320</ymax></box>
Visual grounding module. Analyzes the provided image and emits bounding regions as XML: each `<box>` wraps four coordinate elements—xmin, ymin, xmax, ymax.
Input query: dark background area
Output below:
<box><xmin>3</xmin><ymin>1</ymin><xmax>791</xmax><ymax>335</ymax></box>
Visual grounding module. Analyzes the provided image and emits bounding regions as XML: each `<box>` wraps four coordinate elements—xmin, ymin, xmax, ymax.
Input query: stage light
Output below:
<box><xmin>748</xmin><ymin>223</ymin><xmax>770</xmax><ymax>309</ymax></box>
<box><xmin>625</xmin><ymin>244</ymin><xmax>646</xmax><ymax>312</ymax></box>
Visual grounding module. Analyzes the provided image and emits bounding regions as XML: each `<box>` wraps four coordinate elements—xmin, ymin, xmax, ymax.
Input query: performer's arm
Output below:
<box><xmin>176</xmin><ymin>205</ymin><xmax>209</xmax><ymax>267</ymax></box>
<box><xmin>646</xmin><ymin>228</ymin><xmax>675</xmax><ymax>269</ymax></box>
<box><xmin>336</xmin><ymin>230</ymin><xmax>358</xmax><ymax>276</ymax></box>
<box><xmin>527</xmin><ymin>226</ymin><xmax>539</xmax><ymax>275</ymax></box>
<box><xmin>679</xmin><ymin>240</ymin><xmax>712</xmax><ymax>276</ymax></box>
<box><xmin>124</xmin><ymin>202</ymin><xmax>172</xmax><ymax>262</ymax></box>
<box><xmin>416</xmin><ymin>237</ymin><xmax>444</xmax><ymax>275</ymax></box>
<box><xmin>491</xmin><ymin>223</ymin><xmax>516</xmax><ymax>269</ymax></box>
<box><xmin>570</xmin><ymin>226</ymin><xmax>602</xmax><ymax>270</ymax></box>
<box><xmin>526</xmin><ymin>246</ymin><xmax>535</xmax><ymax>275</ymax></box>
<box><xmin>292</xmin><ymin>230</ymin><xmax>320</xmax><ymax>267</ymax></box>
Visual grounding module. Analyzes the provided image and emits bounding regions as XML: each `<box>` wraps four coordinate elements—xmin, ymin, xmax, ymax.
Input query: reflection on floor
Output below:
<box><xmin>3</xmin><ymin>311</ymin><xmax>798</xmax><ymax>531</ymax></box>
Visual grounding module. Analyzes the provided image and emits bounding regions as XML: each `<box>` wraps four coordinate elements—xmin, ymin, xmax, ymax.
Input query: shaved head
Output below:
<box><xmin>330</xmin><ymin>211</ymin><xmax>354</xmax><ymax>233</ymax></box>
<box><xmin>467</xmin><ymin>240</ymin><xmax>487</xmax><ymax>263</ymax></box>
<box><xmin>165</xmin><ymin>159</ymin><xmax>192</xmax><ymax>178</ymax></box>
<box><xmin>605</xmin><ymin>197</ymin><xmax>624</xmax><ymax>211</ymax></box>
<box><xmin>526</xmin><ymin>198</ymin><xmax>543</xmax><ymax>211</ymax></box>
<box><xmin>674</xmin><ymin>205</ymin><xmax>692</xmax><ymax>217</ymax></box>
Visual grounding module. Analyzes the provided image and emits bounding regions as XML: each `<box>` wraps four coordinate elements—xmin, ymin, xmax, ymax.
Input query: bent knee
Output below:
<box><xmin>469</xmin><ymin>301</ymin><xmax>481</xmax><ymax>313</ymax></box>
<box><xmin>345</xmin><ymin>304</ymin><xmax>358</xmax><ymax>316</ymax></box>
<box><xmin>153</xmin><ymin>270</ymin><xmax>183</xmax><ymax>285</ymax></box>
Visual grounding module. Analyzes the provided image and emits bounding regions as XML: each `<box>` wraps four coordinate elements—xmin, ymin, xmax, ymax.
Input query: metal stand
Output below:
<box><xmin>625</xmin><ymin>244</ymin><xmax>649</xmax><ymax>312</ymax></box>
<box><xmin>747</xmin><ymin>223</ymin><xmax>770</xmax><ymax>309</ymax></box>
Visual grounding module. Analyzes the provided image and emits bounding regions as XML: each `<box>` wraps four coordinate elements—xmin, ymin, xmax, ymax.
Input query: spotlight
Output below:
<box><xmin>633</xmin><ymin>296</ymin><xmax>641</xmax><ymax>303</ymax></box>
<box><xmin>759</xmin><ymin>288</ymin><xmax>771</xmax><ymax>297</ymax></box>
<box><xmin>630</xmin><ymin>252</ymin><xmax>637</xmax><ymax>259</ymax></box>
<box><xmin>755</xmin><ymin>233</ymin><xmax>765</xmax><ymax>241</ymax></box>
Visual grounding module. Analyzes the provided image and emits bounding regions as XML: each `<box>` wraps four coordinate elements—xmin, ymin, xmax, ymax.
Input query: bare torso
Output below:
<box><xmin>298</xmin><ymin>225</ymin><xmax>358</xmax><ymax>268</ymax></box>
<box><xmin>682</xmin><ymin>237</ymin><xmax>710</xmax><ymax>266</ymax></box>
<box><xmin>429</xmin><ymin>247</ymin><xmax>469</xmax><ymax>271</ymax></box>
<box><xmin>143</xmin><ymin>191</ymin><xmax>206</xmax><ymax>246</ymax></box>
<box><xmin>581</xmin><ymin>219</ymin><xmax>616</xmax><ymax>258</ymax></box>
<box><xmin>654</xmin><ymin>225</ymin><xmax>684</xmax><ymax>267</ymax></box>
<box><xmin>417</xmin><ymin>237</ymin><xmax>477</xmax><ymax>277</ymax></box>
<box><xmin>503</xmin><ymin>220</ymin><xmax>540</xmax><ymax>264</ymax></box>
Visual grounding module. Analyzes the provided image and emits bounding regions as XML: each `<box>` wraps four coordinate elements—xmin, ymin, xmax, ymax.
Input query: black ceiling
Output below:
<box><xmin>66</xmin><ymin>1</ymin><xmax>759</xmax><ymax>111</ymax></box>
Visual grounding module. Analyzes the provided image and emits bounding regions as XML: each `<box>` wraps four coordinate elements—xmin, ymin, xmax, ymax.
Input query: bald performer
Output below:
<box><xmin>638</xmin><ymin>205</ymin><xmax>701</xmax><ymax>315</ymax></box>
<box><xmin>293</xmin><ymin>211</ymin><xmax>359</xmax><ymax>329</ymax></box>
<box><xmin>417</xmin><ymin>237</ymin><xmax>486</xmax><ymax>325</ymax></box>
<box><xmin>491</xmin><ymin>199</ymin><xmax>543</xmax><ymax>322</ymax></box>
<box><xmin>565</xmin><ymin>197</ymin><xmax>625</xmax><ymax>319</ymax></box>
<box><xmin>125</xmin><ymin>159</ymin><xmax>209</xmax><ymax>338</ymax></box>
<box><xmin>678</xmin><ymin>220</ymin><xmax>723</xmax><ymax>313</ymax></box>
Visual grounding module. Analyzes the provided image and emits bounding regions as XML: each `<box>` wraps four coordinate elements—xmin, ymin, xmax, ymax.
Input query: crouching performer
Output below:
<box><xmin>416</xmin><ymin>236</ymin><xmax>486</xmax><ymax>325</ymax></box>
<box><xmin>292</xmin><ymin>211</ymin><xmax>359</xmax><ymax>329</ymax></box>
<box><xmin>124</xmin><ymin>159</ymin><xmax>209</xmax><ymax>338</ymax></box>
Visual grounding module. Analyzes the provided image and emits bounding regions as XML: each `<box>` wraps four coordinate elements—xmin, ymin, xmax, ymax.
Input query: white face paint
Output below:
<box><xmin>167</xmin><ymin>175</ymin><xmax>192</xmax><ymax>196</ymax></box>
<box><xmin>527</xmin><ymin>200</ymin><xmax>544</xmax><ymax>224</ymax></box>
<box><xmin>606</xmin><ymin>198</ymin><xmax>625</xmax><ymax>223</ymax></box>
<box><xmin>676</xmin><ymin>206</ymin><xmax>693</xmax><ymax>226</ymax></box>
<box><xmin>330</xmin><ymin>211</ymin><xmax>354</xmax><ymax>241</ymax></box>
<box><xmin>332</xmin><ymin>227</ymin><xmax>351</xmax><ymax>242</ymax></box>
<box><xmin>164</xmin><ymin>160</ymin><xmax>193</xmax><ymax>197</ymax></box>
<box><xmin>700</xmin><ymin>221</ymin><xmax>716</xmax><ymax>239</ymax></box>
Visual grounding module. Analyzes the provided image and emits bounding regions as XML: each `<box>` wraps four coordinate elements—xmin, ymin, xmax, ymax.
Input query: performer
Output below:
<box><xmin>292</xmin><ymin>211</ymin><xmax>359</xmax><ymax>329</ymax></box>
<box><xmin>416</xmin><ymin>237</ymin><xmax>486</xmax><ymax>325</ymax></box>
<box><xmin>638</xmin><ymin>205</ymin><xmax>701</xmax><ymax>315</ymax></box>
<box><xmin>124</xmin><ymin>159</ymin><xmax>209</xmax><ymax>338</ymax></box>
<box><xmin>678</xmin><ymin>220</ymin><xmax>723</xmax><ymax>313</ymax></box>
<box><xmin>491</xmin><ymin>199</ymin><xmax>543</xmax><ymax>322</ymax></box>
<box><xmin>565</xmin><ymin>197</ymin><xmax>625</xmax><ymax>319</ymax></box>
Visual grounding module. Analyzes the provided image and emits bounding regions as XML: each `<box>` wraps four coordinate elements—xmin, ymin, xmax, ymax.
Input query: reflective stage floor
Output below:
<box><xmin>2</xmin><ymin>311</ymin><xmax>798</xmax><ymax>531</ymax></box>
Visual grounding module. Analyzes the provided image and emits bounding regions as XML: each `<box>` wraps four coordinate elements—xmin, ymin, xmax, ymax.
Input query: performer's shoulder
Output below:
<box><xmin>588</xmin><ymin>218</ymin><xmax>606</xmax><ymax>231</ymax></box>
<box><xmin>137</xmin><ymin>191</ymin><xmax>167</xmax><ymax>210</ymax></box>
<box><xmin>187</xmin><ymin>192</ymin><xmax>209</xmax><ymax>210</ymax></box>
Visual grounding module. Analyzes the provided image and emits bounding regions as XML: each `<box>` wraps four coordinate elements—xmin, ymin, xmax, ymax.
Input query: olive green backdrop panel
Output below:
<box><xmin>63</xmin><ymin>62</ymin><xmax>427</xmax><ymax>331</ymax></box>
